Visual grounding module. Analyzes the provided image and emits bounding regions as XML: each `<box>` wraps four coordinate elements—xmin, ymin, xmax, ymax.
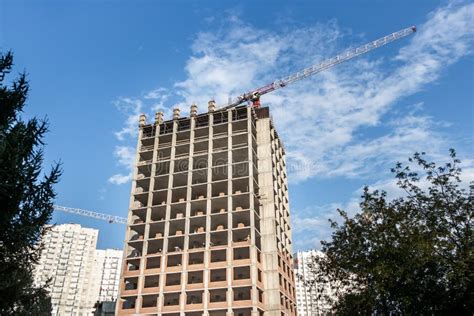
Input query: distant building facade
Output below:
<box><xmin>34</xmin><ymin>224</ymin><xmax>123</xmax><ymax>315</ymax></box>
<box><xmin>295</xmin><ymin>250</ymin><xmax>335</xmax><ymax>315</ymax></box>
<box><xmin>34</xmin><ymin>224</ymin><xmax>99</xmax><ymax>315</ymax></box>
<box><xmin>95</xmin><ymin>248</ymin><xmax>123</xmax><ymax>302</ymax></box>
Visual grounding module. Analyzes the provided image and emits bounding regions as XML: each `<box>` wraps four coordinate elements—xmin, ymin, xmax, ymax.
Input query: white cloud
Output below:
<box><xmin>113</xmin><ymin>97</ymin><xmax>143</xmax><ymax>141</ymax></box>
<box><xmin>108</xmin><ymin>173</ymin><xmax>133</xmax><ymax>185</ymax></box>
<box><xmin>108</xmin><ymin>146</ymin><xmax>135</xmax><ymax>185</ymax></box>
<box><xmin>166</xmin><ymin>2</ymin><xmax>473</xmax><ymax>184</ymax></box>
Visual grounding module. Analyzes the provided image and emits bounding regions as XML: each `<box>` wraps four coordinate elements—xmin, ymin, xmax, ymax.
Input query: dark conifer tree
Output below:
<box><xmin>0</xmin><ymin>51</ymin><xmax>61</xmax><ymax>315</ymax></box>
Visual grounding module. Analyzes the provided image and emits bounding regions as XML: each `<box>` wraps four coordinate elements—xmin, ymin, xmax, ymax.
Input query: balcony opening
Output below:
<box><xmin>145</xmin><ymin>256</ymin><xmax>161</xmax><ymax>270</ymax></box>
<box><xmin>232</xmin><ymin>178</ymin><xmax>249</xmax><ymax>195</ymax></box>
<box><xmin>137</xmin><ymin>164</ymin><xmax>151</xmax><ymax>180</ymax></box>
<box><xmin>131</xmin><ymin>208</ymin><xmax>146</xmax><ymax>225</ymax></box>
<box><xmin>234</xmin><ymin>266</ymin><xmax>250</xmax><ymax>280</ymax></box>
<box><xmin>189</xmin><ymin>216</ymin><xmax>206</xmax><ymax>234</ymax></box>
<box><xmin>195</xmin><ymin>117</ymin><xmax>209</xmax><ymax>129</ymax></box>
<box><xmin>165</xmin><ymin>273</ymin><xmax>181</xmax><ymax>286</ymax></box>
<box><xmin>121</xmin><ymin>296</ymin><xmax>136</xmax><ymax>309</ymax></box>
<box><xmin>173</xmin><ymin>172</ymin><xmax>188</xmax><ymax>187</ymax></box>
<box><xmin>124</xmin><ymin>277</ymin><xmax>138</xmax><ymax>290</ymax></box>
<box><xmin>158</xmin><ymin>134</ymin><xmax>172</xmax><ymax>147</ymax></box>
<box><xmin>167</xmin><ymin>254</ymin><xmax>182</xmax><ymax>268</ymax></box>
<box><xmin>192</xmin><ymin>169</ymin><xmax>207</xmax><ymax>185</ymax></box>
<box><xmin>177</xmin><ymin>130</ymin><xmax>190</xmax><ymax>142</ymax></box>
<box><xmin>148</xmin><ymin>222</ymin><xmax>165</xmax><ymax>239</ymax></box>
<box><xmin>127</xmin><ymin>242</ymin><xmax>143</xmax><ymax>258</ymax></box>
<box><xmin>189</xmin><ymin>233</ymin><xmax>206</xmax><ymax>250</ymax></box>
<box><xmin>209</xmin><ymin>310</ymin><xmax>227</xmax><ymax>316</ymax></box>
<box><xmin>191</xmin><ymin>200</ymin><xmax>206</xmax><ymax>216</ymax></box>
<box><xmin>194</xmin><ymin>140</ymin><xmax>208</xmax><ymax>155</ymax></box>
<box><xmin>211</xmin><ymin>180</ymin><xmax>227</xmax><ymax>197</ymax></box>
<box><xmin>211</xmin><ymin>249</ymin><xmax>226</xmax><ymax>263</ymax></box>
<box><xmin>232</xmin><ymin>162</ymin><xmax>249</xmax><ymax>178</ymax></box>
<box><xmin>133</xmin><ymin>193</ymin><xmax>148</xmax><ymax>209</ymax></box>
<box><xmin>156</xmin><ymin>161</ymin><xmax>170</xmax><ymax>175</ymax></box>
<box><xmin>211</xmin><ymin>212</ymin><xmax>227</xmax><ymax>231</ymax></box>
<box><xmin>177</xmin><ymin>119</ymin><xmax>191</xmax><ymax>132</ymax></box>
<box><xmin>192</xmin><ymin>154</ymin><xmax>208</xmax><ymax>169</ymax></box>
<box><xmin>210</xmin><ymin>268</ymin><xmax>226</xmax><ymax>283</ymax></box>
<box><xmin>163</xmin><ymin>292</ymin><xmax>180</xmax><ymax>306</ymax></box>
<box><xmin>232</xmin><ymin>210</ymin><xmax>250</xmax><ymax>229</ymax></box>
<box><xmin>192</xmin><ymin>184</ymin><xmax>207</xmax><ymax>200</ymax></box>
<box><xmin>234</xmin><ymin>247</ymin><xmax>250</xmax><ymax>260</ymax></box>
<box><xmin>209</xmin><ymin>289</ymin><xmax>227</xmax><ymax>303</ymax></box>
<box><xmin>187</xmin><ymin>271</ymin><xmax>203</xmax><ymax>284</ymax></box>
<box><xmin>126</xmin><ymin>258</ymin><xmax>140</xmax><ymax>272</ymax></box>
<box><xmin>171</xmin><ymin>186</ymin><xmax>187</xmax><ymax>204</ymax></box>
<box><xmin>232</xmin><ymin>147</ymin><xmax>248</xmax><ymax>164</ymax></box>
<box><xmin>170</xmin><ymin>204</ymin><xmax>186</xmax><ymax>219</ymax></box>
<box><xmin>211</xmin><ymin>197</ymin><xmax>227</xmax><ymax>214</ymax></box>
<box><xmin>154</xmin><ymin>175</ymin><xmax>169</xmax><ymax>190</ymax></box>
<box><xmin>169</xmin><ymin>220</ymin><xmax>185</xmax><ymax>236</ymax></box>
<box><xmin>233</xmin><ymin>287</ymin><xmax>251</xmax><ymax>301</ymax></box>
<box><xmin>135</xmin><ymin>178</ymin><xmax>150</xmax><ymax>194</ymax></box>
<box><xmin>233</xmin><ymin>308</ymin><xmax>252</xmax><ymax>316</ymax></box>
<box><xmin>210</xmin><ymin>231</ymin><xmax>227</xmax><ymax>247</ymax></box>
<box><xmin>232</xmin><ymin>119</ymin><xmax>247</xmax><ymax>133</ymax></box>
<box><xmin>175</xmin><ymin>144</ymin><xmax>189</xmax><ymax>159</ymax></box>
<box><xmin>213</xmin><ymin>137</ymin><xmax>228</xmax><ymax>152</ymax></box>
<box><xmin>157</xmin><ymin>147</ymin><xmax>171</xmax><ymax>160</ymax></box>
<box><xmin>212</xmin><ymin>165</ymin><xmax>227</xmax><ymax>181</ymax></box>
<box><xmin>146</xmin><ymin>239</ymin><xmax>163</xmax><ymax>255</ymax></box>
<box><xmin>186</xmin><ymin>291</ymin><xmax>203</xmax><ymax>304</ymax></box>
<box><xmin>174</xmin><ymin>158</ymin><xmax>189</xmax><ymax>173</ymax></box>
<box><xmin>213</xmin><ymin>112</ymin><xmax>228</xmax><ymax>126</ymax></box>
<box><xmin>167</xmin><ymin>236</ymin><xmax>184</xmax><ymax>253</ymax></box>
<box><xmin>142</xmin><ymin>294</ymin><xmax>158</xmax><ymax>308</ymax></box>
<box><xmin>232</xmin><ymin>228</ymin><xmax>251</xmax><ymax>244</ymax></box>
<box><xmin>188</xmin><ymin>251</ymin><xmax>204</xmax><ymax>265</ymax></box>
<box><xmin>152</xmin><ymin>190</ymin><xmax>167</xmax><ymax>206</ymax></box>
<box><xmin>232</xmin><ymin>194</ymin><xmax>250</xmax><ymax>211</ymax></box>
<box><xmin>144</xmin><ymin>275</ymin><xmax>159</xmax><ymax>289</ymax></box>
<box><xmin>150</xmin><ymin>206</ymin><xmax>166</xmax><ymax>222</ymax></box>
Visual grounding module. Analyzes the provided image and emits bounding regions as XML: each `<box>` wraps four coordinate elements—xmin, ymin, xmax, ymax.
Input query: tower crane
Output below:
<box><xmin>54</xmin><ymin>205</ymin><xmax>127</xmax><ymax>225</ymax></box>
<box><xmin>223</xmin><ymin>25</ymin><xmax>416</xmax><ymax>109</ymax></box>
<box><xmin>53</xmin><ymin>26</ymin><xmax>416</xmax><ymax>227</ymax></box>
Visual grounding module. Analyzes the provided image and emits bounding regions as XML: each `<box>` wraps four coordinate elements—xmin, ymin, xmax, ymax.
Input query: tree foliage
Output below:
<box><xmin>304</xmin><ymin>150</ymin><xmax>473</xmax><ymax>314</ymax></box>
<box><xmin>0</xmin><ymin>51</ymin><xmax>61</xmax><ymax>315</ymax></box>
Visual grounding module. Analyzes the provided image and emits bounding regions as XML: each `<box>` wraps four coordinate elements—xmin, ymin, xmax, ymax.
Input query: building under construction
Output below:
<box><xmin>116</xmin><ymin>103</ymin><xmax>296</xmax><ymax>315</ymax></box>
<box><xmin>115</xmin><ymin>25</ymin><xmax>417</xmax><ymax>315</ymax></box>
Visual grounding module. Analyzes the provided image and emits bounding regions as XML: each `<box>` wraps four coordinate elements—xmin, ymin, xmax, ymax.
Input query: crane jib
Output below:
<box><xmin>221</xmin><ymin>25</ymin><xmax>415</xmax><ymax>110</ymax></box>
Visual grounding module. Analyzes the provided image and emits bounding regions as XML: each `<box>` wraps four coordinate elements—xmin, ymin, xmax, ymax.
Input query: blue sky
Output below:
<box><xmin>1</xmin><ymin>0</ymin><xmax>473</xmax><ymax>251</ymax></box>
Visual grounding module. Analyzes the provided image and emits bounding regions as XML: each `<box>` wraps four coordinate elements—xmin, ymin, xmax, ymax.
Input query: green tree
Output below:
<box><xmin>0</xmin><ymin>51</ymin><xmax>61</xmax><ymax>314</ymax></box>
<box><xmin>304</xmin><ymin>150</ymin><xmax>473</xmax><ymax>315</ymax></box>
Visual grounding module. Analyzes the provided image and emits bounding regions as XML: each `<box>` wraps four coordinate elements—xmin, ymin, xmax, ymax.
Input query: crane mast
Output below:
<box><xmin>223</xmin><ymin>25</ymin><xmax>416</xmax><ymax>109</ymax></box>
<box><xmin>54</xmin><ymin>205</ymin><xmax>127</xmax><ymax>224</ymax></box>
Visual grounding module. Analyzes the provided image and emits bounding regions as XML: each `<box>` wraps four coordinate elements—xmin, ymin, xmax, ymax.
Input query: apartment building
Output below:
<box><xmin>95</xmin><ymin>248</ymin><xmax>123</xmax><ymax>302</ymax></box>
<box><xmin>34</xmin><ymin>224</ymin><xmax>99</xmax><ymax>315</ymax></box>
<box><xmin>117</xmin><ymin>103</ymin><xmax>296</xmax><ymax>315</ymax></box>
<box><xmin>34</xmin><ymin>224</ymin><xmax>123</xmax><ymax>315</ymax></box>
<box><xmin>295</xmin><ymin>250</ymin><xmax>335</xmax><ymax>315</ymax></box>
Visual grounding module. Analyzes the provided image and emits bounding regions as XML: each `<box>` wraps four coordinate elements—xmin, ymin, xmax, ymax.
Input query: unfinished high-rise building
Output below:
<box><xmin>117</xmin><ymin>103</ymin><xmax>296</xmax><ymax>315</ymax></box>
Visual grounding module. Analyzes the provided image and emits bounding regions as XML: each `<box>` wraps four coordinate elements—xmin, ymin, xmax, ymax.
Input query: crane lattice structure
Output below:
<box><xmin>223</xmin><ymin>25</ymin><xmax>416</xmax><ymax>109</ymax></box>
<box><xmin>54</xmin><ymin>205</ymin><xmax>127</xmax><ymax>224</ymax></box>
